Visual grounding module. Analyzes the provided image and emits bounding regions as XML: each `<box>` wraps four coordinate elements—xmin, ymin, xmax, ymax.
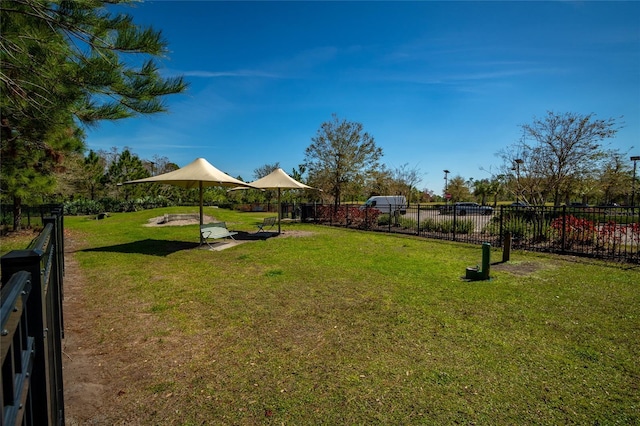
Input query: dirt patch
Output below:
<box><xmin>62</xmin><ymin>230</ymin><xmax>115</xmax><ymax>424</ymax></box>
<box><xmin>143</xmin><ymin>214</ymin><xmax>217</xmax><ymax>227</ymax></box>
<box><xmin>277</xmin><ymin>230</ymin><xmax>314</xmax><ymax>238</ymax></box>
<box><xmin>491</xmin><ymin>261</ymin><xmax>548</xmax><ymax>276</ymax></box>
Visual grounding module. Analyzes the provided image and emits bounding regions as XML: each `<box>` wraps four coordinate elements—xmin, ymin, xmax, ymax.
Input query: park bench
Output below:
<box><xmin>256</xmin><ymin>216</ymin><xmax>277</xmax><ymax>232</ymax></box>
<box><xmin>200</xmin><ymin>222</ymin><xmax>238</xmax><ymax>248</ymax></box>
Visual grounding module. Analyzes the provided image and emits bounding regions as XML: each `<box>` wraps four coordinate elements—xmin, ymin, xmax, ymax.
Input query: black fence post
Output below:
<box><xmin>561</xmin><ymin>205</ymin><xmax>567</xmax><ymax>253</ymax></box>
<box><xmin>345</xmin><ymin>203</ymin><xmax>350</xmax><ymax>227</ymax></box>
<box><xmin>43</xmin><ymin>216</ymin><xmax>65</xmax><ymax>421</ymax></box>
<box><xmin>314</xmin><ymin>202</ymin><xmax>318</xmax><ymax>223</ymax></box>
<box><xmin>499</xmin><ymin>205</ymin><xmax>504</xmax><ymax>247</ymax></box>
<box><xmin>452</xmin><ymin>207</ymin><xmax>457</xmax><ymax>242</ymax></box>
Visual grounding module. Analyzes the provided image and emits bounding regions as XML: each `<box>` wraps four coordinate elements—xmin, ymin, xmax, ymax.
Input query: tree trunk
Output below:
<box><xmin>553</xmin><ymin>188</ymin><xmax>561</xmax><ymax>207</ymax></box>
<box><xmin>13</xmin><ymin>196</ymin><xmax>22</xmax><ymax>231</ymax></box>
<box><xmin>333</xmin><ymin>187</ymin><xmax>340</xmax><ymax>213</ymax></box>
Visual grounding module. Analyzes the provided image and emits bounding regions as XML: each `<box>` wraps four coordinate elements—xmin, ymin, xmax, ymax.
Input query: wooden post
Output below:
<box><xmin>503</xmin><ymin>231</ymin><xmax>511</xmax><ymax>263</ymax></box>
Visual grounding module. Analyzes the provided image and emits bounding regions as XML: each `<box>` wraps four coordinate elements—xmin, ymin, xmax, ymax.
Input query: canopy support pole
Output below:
<box><xmin>199</xmin><ymin>181</ymin><xmax>204</xmax><ymax>244</ymax></box>
<box><xmin>277</xmin><ymin>188</ymin><xmax>282</xmax><ymax>234</ymax></box>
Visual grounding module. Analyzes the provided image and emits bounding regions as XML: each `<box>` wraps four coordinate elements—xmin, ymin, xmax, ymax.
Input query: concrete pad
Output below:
<box><xmin>202</xmin><ymin>240</ymin><xmax>249</xmax><ymax>251</ymax></box>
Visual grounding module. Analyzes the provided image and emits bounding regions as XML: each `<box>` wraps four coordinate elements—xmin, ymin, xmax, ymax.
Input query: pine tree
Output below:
<box><xmin>1</xmin><ymin>0</ymin><xmax>187</xmax><ymax>229</ymax></box>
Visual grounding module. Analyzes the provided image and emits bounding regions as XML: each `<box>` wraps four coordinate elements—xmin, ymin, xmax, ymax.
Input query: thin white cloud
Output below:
<box><xmin>182</xmin><ymin>69</ymin><xmax>281</xmax><ymax>78</ymax></box>
<box><xmin>168</xmin><ymin>46</ymin><xmax>340</xmax><ymax>83</ymax></box>
<box><xmin>446</xmin><ymin>67</ymin><xmax>565</xmax><ymax>82</ymax></box>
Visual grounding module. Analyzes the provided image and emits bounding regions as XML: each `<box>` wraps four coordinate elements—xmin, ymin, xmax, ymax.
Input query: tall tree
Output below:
<box><xmin>598</xmin><ymin>151</ymin><xmax>633</xmax><ymax>205</ymax></box>
<box><xmin>103</xmin><ymin>149</ymin><xmax>150</xmax><ymax>201</ymax></box>
<box><xmin>446</xmin><ymin>176</ymin><xmax>472</xmax><ymax>203</ymax></box>
<box><xmin>83</xmin><ymin>150</ymin><xmax>107</xmax><ymax>200</ymax></box>
<box><xmin>392</xmin><ymin>163</ymin><xmax>423</xmax><ymax>206</ymax></box>
<box><xmin>1</xmin><ymin>2</ymin><xmax>85</xmax><ymax>228</ymax></box>
<box><xmin>54</xmin><ymin>150</ymin><xmax>105</xmax><ymax>201</ymax></box>
<box><xmin>1</xmin><ymin>0</ymin><xmax>187</xmax><ymax>229</ymax></box>
<box><xmin>488</xmin><ymin>175</ymin><xmax>506</xmax><ymax>207</ymax></box>
<box><xmin>304</xmin><ymin>114</ymin><xmax>383</xmax><ymax>210</ymax></box>
<box><xmin>472</xmin><ymin>178</ymin><xmax>491</xmax><ymax>206</ymax></box>
<box><xmin>499</xmin><ymin>112</ymin><xmax>619</xmax><ymax>206</ymax></box>
<box><xmin>364</xmin><ymin>166</ymin><xmax>393</xmax><ymax>199</ymax></box>
<box><xmin>290</xmin><ymin>164</ymin><xmax>307</xmax><ymax>185</ymax></box>
<box><xmin>254</xmin><ymin>162</ymin><xmax>280</xmax><ymax>180</ymax></box>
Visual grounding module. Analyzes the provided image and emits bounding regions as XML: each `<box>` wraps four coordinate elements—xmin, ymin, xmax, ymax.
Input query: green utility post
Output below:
<box><xmin>465</xmin><ymin>242</ymin><xmax>491</xmax><ymax>281</ymax></box>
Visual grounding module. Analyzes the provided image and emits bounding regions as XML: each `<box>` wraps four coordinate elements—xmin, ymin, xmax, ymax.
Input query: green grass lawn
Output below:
<box><xmin>17</xmin><ymin>207</ymin><xmax>640</xmax><ymax>424</ymax></box>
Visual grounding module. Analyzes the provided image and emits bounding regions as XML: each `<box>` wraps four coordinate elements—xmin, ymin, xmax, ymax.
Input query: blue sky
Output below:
<box><xmin>89</xmin><ymin>1</ymin><xmax>640</xmax><ymax>194</ymax></box>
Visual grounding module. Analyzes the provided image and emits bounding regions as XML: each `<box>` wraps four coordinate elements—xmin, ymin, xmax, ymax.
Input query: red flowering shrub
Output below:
<box><xmin>550</xmin><ymin>214</ymin><xmax>640</xmax><ymax>257</ymax></box>
<box><xmin>551</xmin><ymin>215</ymin><xmax>595</xmax><ymax>246</ymax></box>
<box><xmin>629</xmin><ymin>222</ymin><xmax>640</xmax><ymax>244</ymax></box>
<box><xmin>626</xmin><ymin>222</ymin><xmax>640</xmax><ymax>259</ymax></box>
<box><xmin>595</xmin><ymin>220</ymin><xmax>625</xmax><ymax>251</ymax></box>
<box><xmin>316</xmin><ymin>205</ymin><xmax>380</xmax><ymax>229</ymax></box>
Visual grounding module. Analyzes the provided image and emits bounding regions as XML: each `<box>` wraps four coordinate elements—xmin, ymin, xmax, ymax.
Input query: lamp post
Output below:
<box><xmin>514</xmin><ymin>159</ymin><xmax>523</xmax><ymax>204</ymax></box>
<box><xmin>631</xmin><ymin>156</ymin><xmax>640</xmax><ymax>211</ymax></box>
<box><xmin>443</xmin><ymin>169</ymin><xmax>450</xmax><ymax>205</ymax></box>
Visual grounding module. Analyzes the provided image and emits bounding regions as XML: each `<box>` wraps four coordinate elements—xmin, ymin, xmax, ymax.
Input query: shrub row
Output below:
<box><xmin>420</xmin><ymin>218</ymin><xmax>474</xmax><ymax>234</ymax></box>
<box><xmin>64</xmin><ymin>196</ymin><xmax>174</xmax><ymax>215</ymax></box>
<box><xmin>316</xmin><ymin>205</ymin><xmax>380</xmax><ymax>229</ymax></box>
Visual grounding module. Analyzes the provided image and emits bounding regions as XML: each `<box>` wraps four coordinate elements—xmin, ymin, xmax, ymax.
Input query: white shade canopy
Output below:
<box><xmin>248</xmin><ymin>168</ymin><xmax>313</xmax><ymax>190</ymax></box>
<box><xmin>124</xmin><ymin>157</ymin><xmax>252</xmax><ymax>189</ymax></box>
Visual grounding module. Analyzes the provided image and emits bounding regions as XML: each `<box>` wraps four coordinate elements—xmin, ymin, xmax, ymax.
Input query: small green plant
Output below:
<box><xmin>398</xmin><ymin>216</ymin><xmax>417</xmax><ymax>229</ymax></box>
<box><xmin>64</xmin><ymin>199</ymin><xmax>103</xmax><ymax>215</ymax></box>
<box><xmin>454</xmin><ymin>219</ymin><xmax>474</xmax><ymax>234</ymax></box>
<box><xmin>378</xmin><ymin>214</ymin><xmax>391</xmax><ymax>226</ymax></box>
<box><xmin>485</xmin><ymin>216</ymin><xmax>531</xmax><ymax>239</ymax></box>
<box><xmin>420</xmin><ymin>218</ymin><xmax>438</xmax><ymax>232</ymax></box>
<box><xmin>421</xmin><ymin>218</ymin><xmax>473</xmax><ymax>234</ymax></box>
<box><xmin>265</xmin><ymin>269</ymin><xmax>284</xmax><ymax>277</ymax></box>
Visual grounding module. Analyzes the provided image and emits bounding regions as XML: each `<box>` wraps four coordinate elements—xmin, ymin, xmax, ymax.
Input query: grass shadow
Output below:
<box><xmin>234</xmin><ymin>231</ymin><xmax>279</xmax><ymax>241</ymax></box>
<box><xmin>81</xmin><ymin>239</ymin><xmax>200</xmax><ymax>256</ymax></box>
<box><xmin>80</xmin><ymin>232</ymin><xmax>277</xmax><ymax>256</ymax></box>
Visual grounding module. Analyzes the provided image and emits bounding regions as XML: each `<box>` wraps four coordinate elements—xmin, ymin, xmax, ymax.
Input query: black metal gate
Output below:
<box><xmin>1</xmin><ymin>207</ymin><xmax>65</xmax><ymax>426</ymax></box>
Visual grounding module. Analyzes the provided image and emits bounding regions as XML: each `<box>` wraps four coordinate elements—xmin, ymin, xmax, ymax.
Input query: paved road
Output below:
<box><xmin>401</xmin><ymin>207</ymin><xmax>495</xmax><ymax>231</ymax></box>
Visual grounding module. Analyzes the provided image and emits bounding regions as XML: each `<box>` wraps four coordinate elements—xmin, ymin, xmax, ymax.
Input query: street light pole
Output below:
<box><xmin>443</xmin><ymin>169</ymin><xmax>450</xmax><ymax>205</ymax></box>
<box><xmin>514</xmin><ymin>159</ymin><xmax>523</xmax><ymax>204</ymax></box>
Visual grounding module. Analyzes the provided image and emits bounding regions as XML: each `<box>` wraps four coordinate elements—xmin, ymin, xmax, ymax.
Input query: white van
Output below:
<box><xmin>361</xmin><ymin>195</ymin><xmax>407</xmax><ymax>214</ymax></box>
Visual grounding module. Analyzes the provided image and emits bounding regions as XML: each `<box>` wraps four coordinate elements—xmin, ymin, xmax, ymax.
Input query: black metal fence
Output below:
<box><xmin>297</xmin><ymin>203</ymin><xmax>640</xmax><ymax>264</ymax></box>
<box><xmin>0</xmin><ymin>204</ymin><xmax>66</xmax><ymax>234</ymax></box>
<box><xmin>1</xmin><ymin>206</ymin><xmax>65</xmax><ymax>425</ymax></box>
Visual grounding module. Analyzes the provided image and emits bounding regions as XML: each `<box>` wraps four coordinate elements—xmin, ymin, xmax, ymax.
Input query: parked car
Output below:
<box><xmin>510</xmin><ymin>201</ymin><xmax>530</xmax><ymax>208</ymax></box>
<box><xmin>439</xmin><ymin>202</ymin><xmax>493</xmax><ymax>216</ymax></box>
